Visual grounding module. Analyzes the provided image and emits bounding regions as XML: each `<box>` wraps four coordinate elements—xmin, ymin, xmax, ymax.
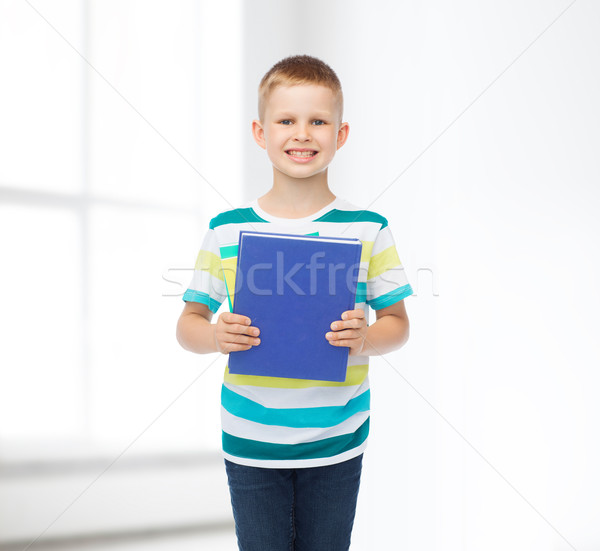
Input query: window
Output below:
<box><xmin>0</xmin><ymin>0</ymin><xmax>242</xmax><ymax>461</ymax></box>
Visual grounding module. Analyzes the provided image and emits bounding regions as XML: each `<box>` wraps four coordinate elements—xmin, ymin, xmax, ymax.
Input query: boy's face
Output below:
<box><xmin>252</xmin><ymin>84</ymin><xmax>349</xmax><ymax>182</ymax></box>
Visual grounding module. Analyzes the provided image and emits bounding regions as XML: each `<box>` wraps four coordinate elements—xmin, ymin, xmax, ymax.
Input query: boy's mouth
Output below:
<box><xmin>285</xmin><ymin>149</ymin><xmax>318</xmax><ymax>158</ymax></box>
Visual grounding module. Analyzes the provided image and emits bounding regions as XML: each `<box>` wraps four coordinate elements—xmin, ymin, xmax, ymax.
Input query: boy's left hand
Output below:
<box><xmin>325</xmin><ymin>309</ymin><xmax>368</xmax><ymax>356</ymax></box>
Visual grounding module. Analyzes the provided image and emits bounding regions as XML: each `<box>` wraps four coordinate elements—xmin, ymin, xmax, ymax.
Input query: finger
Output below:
<box><xmin>228</xmin><ymin>323</ymin><xmax>258</xmax><ymax>335</ymax></box>
<box><xmin>349</xmin><ymin>317</ymin><xmax>367</xmax><ymax>328</ymax></box>
<box><xmin>222</xmin><ymin>312</ymin><xmax>252</xmax><ymax>326</ymax></box>
<box><xmin>226</xmin><ymin>334</ymin><xmax>261</xmax><ymax>346</ymax></box>
<box><xmin>341</xmin><ymin>309</ymin><xmax>365</xmax><ymax>320</ymax></box>
<box><xmin>328</xmin><ymin>337</ymin><xmax>355</xmax><ymax>347</ymax></box>
<box><xmin>326</xmin><ymin>329</ymin><xmax>360</xmax><ymax>340</ymax></box>
<box><xmin>224</xmin><ymin>342</ymin><xmax>254</xmax><ymax>353</ymax></box>
<box><xmin>331</xmin><ymin>318</ymin><xmax>365</xmax><ymax>331</ymax></box>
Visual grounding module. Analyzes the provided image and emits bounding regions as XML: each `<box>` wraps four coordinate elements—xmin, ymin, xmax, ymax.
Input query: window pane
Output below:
<box><xmin>88</xmin><ymin>205</ymin><xmax>223</xmax><ymax>453</ymax></box>
<box><xmin>89</xmin><ymin>1</ymin><xmax>242</xmax><ymax>209</ymax></box>
<box><xmin>0</xmin><ymin>205</ymin><xmax>83</xmax><ymax>440</ymax></box>
<box><xmin>0</xmin><ymin>0</ymin><xmax>83</xmax><ymax>193</ymax></box>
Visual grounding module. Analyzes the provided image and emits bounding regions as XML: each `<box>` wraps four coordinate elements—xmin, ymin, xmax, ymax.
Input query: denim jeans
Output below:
<box><xmin>224</xmin><ymin>453</ymin><xmax>363</xmax><ymax>551</ymax></box>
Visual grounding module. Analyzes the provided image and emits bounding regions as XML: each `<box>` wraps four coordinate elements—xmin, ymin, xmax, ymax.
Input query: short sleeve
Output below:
<box><xmin>366</xmin><ymin>225</ymin><xmax>413</xmax><ymax>310</ymax></box>
<box><xmin>182</xmin><ymin>227</ymin><xmax>228</xmax><ymax>313</ymax></box>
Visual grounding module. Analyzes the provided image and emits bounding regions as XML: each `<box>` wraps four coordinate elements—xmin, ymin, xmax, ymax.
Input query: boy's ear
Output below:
<box><xmin>252</xmin><ymin>119</ymin><xmax>266</xmax><ymax>150</ymax></box>
<box><xmin>336</xmin><ymin>122</ymin><xmax>350</xmax><ymax>150</ymax></box>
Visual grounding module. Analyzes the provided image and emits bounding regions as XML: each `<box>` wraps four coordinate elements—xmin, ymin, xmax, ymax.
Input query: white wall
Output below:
<box><xmin>241</xmin><ymin>1</ymin><xmax>600</xmax><ymax>550</ymax></box>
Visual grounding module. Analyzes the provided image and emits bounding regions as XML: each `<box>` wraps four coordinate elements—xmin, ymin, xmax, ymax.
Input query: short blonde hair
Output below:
<box><xmin>258</xmin><ymin>55</ymin><xmax>343</xmax><ymax>124</ymax></box>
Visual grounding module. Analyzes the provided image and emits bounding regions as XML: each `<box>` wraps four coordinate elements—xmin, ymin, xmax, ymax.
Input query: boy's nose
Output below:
<box><xmin>296</xmin><ymin>123</ymin><xmax>310</xmax><ymax>139</ymax></box>
<box><xmin>294</xmin><ymin>124</ymin><xmax>311</xmax><ymax>140</ymax></box>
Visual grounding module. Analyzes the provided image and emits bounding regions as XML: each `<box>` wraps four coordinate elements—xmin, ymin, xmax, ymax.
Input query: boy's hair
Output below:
<box><xmin>258</xmin><ymin>54</ymin><xmax>343</xmax><ymax>125</ymax></box>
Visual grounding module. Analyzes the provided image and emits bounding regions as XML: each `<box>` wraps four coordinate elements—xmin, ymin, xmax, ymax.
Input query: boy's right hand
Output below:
<box><xmin>214</xmin><ymin>312</ymin><xmax>261</xmax><ymax>354</ymax></box>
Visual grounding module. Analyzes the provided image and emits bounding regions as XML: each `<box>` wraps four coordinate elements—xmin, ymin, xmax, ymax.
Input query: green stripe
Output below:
<box><xmin>210</xmin><ymin>208</ymin><xmax>269</xmax><ymax>229</ymax></box>
<box><xmin>368</xmin><ymin>284</ymin><xmax>413</xmax><ymax>310</ymax></box>
<box><xmin>220</xmin><ymin>244</ymin><xmax>238</xmax><ymax>259</ymax></box>
<box><xmin>221</xmin><ymin>385</ymin><xmax>370</xmax><ymax>428</ymax></box>
<box><xmin>312</xmin><ymin>209</ymin><xmax>388</xmax><ymax>229</ymax></box>
<box><xmin>222</xmin><ymin>417</ymin><xmax>369</xmax><ymax>461</ymax></box>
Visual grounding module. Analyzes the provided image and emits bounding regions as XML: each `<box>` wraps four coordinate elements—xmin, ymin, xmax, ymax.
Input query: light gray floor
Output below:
<box><xmin>0</xmin><ymin>528</ymin><xmax>238</xmax><ymax>551</ymax></box>
<box><xmin>85</xmin><ymin>531</ymin><xmax>238</xmax><ymax>551</ymax></box>
<box><xmin>2</xmin><ymin>527</ymin><xmax>376</xmax><ymax>551</ymax></box>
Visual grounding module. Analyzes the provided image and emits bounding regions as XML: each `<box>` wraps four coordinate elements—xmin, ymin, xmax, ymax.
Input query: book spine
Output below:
<box><xmin>349</xmin><ymin>242</ymin><xmax>362</xmax><ymax>312</ymax></box>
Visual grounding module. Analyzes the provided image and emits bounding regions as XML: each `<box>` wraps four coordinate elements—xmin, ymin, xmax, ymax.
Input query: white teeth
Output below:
<box><xmin>287</xmin><ymin>150</ymin><xmax>316</xmax><ymax>157</ymax></box>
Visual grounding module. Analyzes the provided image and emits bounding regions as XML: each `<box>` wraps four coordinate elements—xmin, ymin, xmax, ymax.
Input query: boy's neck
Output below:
<box><xmin>258</xmin><ymin>170</ymin><xmax>337</xmax><ymax>219</ymax></box>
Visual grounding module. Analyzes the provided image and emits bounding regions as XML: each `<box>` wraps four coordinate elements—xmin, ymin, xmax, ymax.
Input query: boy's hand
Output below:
<box><xmin>214</xmin><ymin>312</ymin><xmax>261</xmax><ymax>354</ymax></box>
<box><xmin>325</xmin><ymin>309</ymin><xmax>367</xmax><ymax>356</ymax></box>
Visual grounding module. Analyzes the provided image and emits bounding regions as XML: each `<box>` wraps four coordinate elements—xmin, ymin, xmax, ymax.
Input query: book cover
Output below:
<box><xmin>227</xmin><ymin>230</ymin><xmax>363</xmax><ymax>382</ymax></box>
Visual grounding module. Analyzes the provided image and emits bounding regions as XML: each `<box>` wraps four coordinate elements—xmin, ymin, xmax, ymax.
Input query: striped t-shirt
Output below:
<box><xmin>183</xmin><ymin>196</ymin><xmax>413</xmax><ymax>468</ymax></box>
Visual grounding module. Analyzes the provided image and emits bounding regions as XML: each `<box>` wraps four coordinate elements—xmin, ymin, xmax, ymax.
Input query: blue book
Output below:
<box><xmin>228</xmin><ymin>230</ymin><xmax>363</xmax><ymax>382</ymax></box>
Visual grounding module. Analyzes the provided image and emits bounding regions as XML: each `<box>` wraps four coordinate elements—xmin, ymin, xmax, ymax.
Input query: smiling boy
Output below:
<box><xmin>176</xmin><ymin>55</ymin><xmax>413</xmax><ymax>551</ymax></box>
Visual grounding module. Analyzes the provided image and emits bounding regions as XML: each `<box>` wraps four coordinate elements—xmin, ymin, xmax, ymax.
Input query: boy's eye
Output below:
<box><xmin>278</xmin><ymin>119</ymin><xmax>326</xmax><ymax>125</ymax></box>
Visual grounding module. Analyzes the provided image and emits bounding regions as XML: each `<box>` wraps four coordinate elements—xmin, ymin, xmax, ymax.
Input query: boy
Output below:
<box><xmin>176</xmin><ymin>54</ymin><xmax>412</xmax><ymax>551</ymax></box>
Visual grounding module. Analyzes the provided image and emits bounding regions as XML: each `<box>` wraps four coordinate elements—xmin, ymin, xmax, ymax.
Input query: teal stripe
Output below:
<box><xmin>220</xmin><ymin>230</ymin><xmax>319</xmax><ymax>259</ymax></box>
<box><xmin>223</xmin><ymin>276</ymin><xmax>233</xmax><ymax>313</ymax></box>
<box><xmin>221</xmin><ymin>385</ymin><xmax>370</xmax><ymax>428</ymax></box>
<box><xmin>220</xmin><ymin>244</ymin><xmax>238</xmax><ymax>259</ymax></box>
<box><xmin>312</xmin><ymin>209</ymin><xmax>388</xmax><ymax>229</ymax></box>
<box><xmin>182</xmin><ymin>289</ymin><xmax>222</xmax><ymax>313</ymax></box>
<box><xmin>368</xmin><ymin>284</ymin><xmax>413</xmax><ymax>310</ymax></box>
<box><xmin>355</xmin><ymin>282</ymin><xmax>367</xmax><ymax>303</ymax></box>
<box><xmin>210</xmin><ymin>208</ymin><xmax>269</xmax><ymax>229</ymax></box>
<box><xmin>223</xmin><ymin>417</ymin><xmax>369</xmax><ymax>461</ymax></box>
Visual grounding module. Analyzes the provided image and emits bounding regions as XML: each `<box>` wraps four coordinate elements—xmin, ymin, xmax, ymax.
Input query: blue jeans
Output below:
<box><xmin>224</xmin><ymin>454</ymin><xmax>363</xmax><ymax>551</ymax></box>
